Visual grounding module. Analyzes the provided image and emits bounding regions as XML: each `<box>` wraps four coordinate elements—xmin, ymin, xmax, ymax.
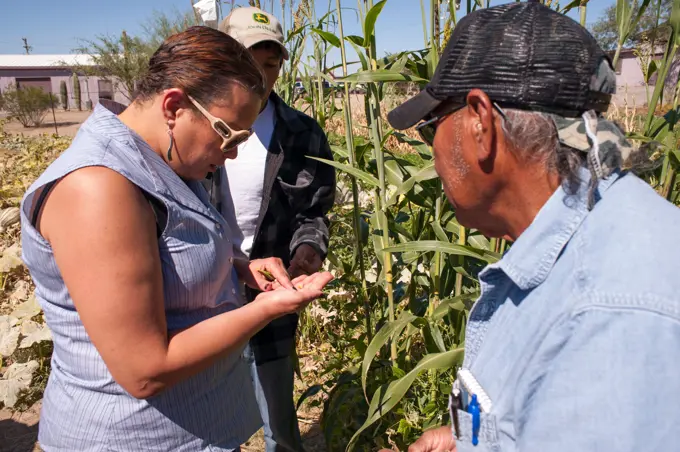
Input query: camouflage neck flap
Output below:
<box><xmin>549</xmin><ymin>110</ymin><xmax>635</xmax><ymax>209</ymax></box>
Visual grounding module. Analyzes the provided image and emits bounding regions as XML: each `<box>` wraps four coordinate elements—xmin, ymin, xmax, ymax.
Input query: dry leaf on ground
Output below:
<box><xmin>10</xmin><ymin>295</ymin><xmax>41</xmax><ymax>321</ymax></box>
<box><xmin>0</xmin><ymin>243</ymin><xmax>23</xmax><ymax>274</ymax></box>
<box><xmin>0</xmin><ymin>315</ymin><xmax>20</xmax><ymax>357</ymax></box>
<box><xmin>9</xmin><ymin>280</ymin><xmax>31</xmax><ymax>304</ymax></box>
<box><xmin>0</xmin><ymin>360</ymin><xmax>39</xmax><ymax>408</ymax></box>
<box><xmin>19</xmin><ymin>320</ymin><xmax>51</xmax><ymax>348</ymax></box>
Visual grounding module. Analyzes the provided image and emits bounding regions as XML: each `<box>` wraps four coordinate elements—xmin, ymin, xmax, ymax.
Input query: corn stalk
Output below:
<box><xmin>580</xmin><ymin>0</ymin><xmax>587</xmax><ymax>26</ymax></box>
<box><xmin>335</xmin><ymin>0</ymin><xmax>371</xmax><ymax>341</ymax></box>
<box><xmin>361</xmin><ymin>0</ymin><xmax>396</xmax><ymax>361</ymax></box>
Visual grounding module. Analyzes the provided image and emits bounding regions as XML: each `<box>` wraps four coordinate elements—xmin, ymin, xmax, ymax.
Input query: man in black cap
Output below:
<box><xmin>388</xmin><ymin>2</ymin><xmax>680</xmax><ymax>451</ymax></box>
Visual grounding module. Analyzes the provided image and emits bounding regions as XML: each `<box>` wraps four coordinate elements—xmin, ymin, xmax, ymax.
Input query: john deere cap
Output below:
<box><xmin>387</xmin><ymin>1</ymin><xmax>616</xmax><ymax>131</ymax></box>
<box><xmin>218</xmin><ymin>6</ymin><xmax>289</xmax><ymax>60</ymax></box>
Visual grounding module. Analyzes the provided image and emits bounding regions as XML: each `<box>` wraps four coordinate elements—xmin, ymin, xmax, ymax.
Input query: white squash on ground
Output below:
<box><xmin>0</xmin><ymin>207</ymin><xmax>20</xmax><ymax>233</ymax></box>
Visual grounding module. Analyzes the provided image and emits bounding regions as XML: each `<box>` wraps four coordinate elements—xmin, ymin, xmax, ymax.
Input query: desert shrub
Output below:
<box><xmin>2</xmin><ymin>86</ymin><xmax>59</xmax><ymax>128</ymax></box>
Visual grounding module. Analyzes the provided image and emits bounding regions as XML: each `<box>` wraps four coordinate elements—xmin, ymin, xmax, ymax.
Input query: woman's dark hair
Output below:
<box><xmin>135</xmin><ymin>26</ymin><xmax>266</xmax><ymax>105</ymax></box>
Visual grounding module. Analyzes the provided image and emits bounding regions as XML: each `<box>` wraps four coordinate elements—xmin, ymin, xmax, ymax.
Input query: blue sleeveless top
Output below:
<box><xmin>20</xmin><ymin>104</ymin><xmax>261</xmax><ymax>451</ymax></box>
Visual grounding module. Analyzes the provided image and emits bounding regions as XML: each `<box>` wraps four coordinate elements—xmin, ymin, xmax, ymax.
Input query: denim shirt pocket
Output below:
<box><xmin>455</xmin><ymin>409</ymin><xmax>501</xmax><ymax>452</ymax></box>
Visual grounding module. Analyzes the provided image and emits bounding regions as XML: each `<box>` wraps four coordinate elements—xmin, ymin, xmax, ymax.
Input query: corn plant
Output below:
<box><xmin>307</xmin><ymin>1</ymin><xmax>501</xmax><ymax>448</ymax></box>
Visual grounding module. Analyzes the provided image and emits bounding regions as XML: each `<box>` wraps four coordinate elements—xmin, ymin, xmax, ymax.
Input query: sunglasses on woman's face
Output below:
<box><xmin>415</xmin><ymin>102</ymin><xmax>508</xmax><ymax>147</ymax></box>
<box><xmin>187</xmin><ymin>95</ymin><xmax>253</xmax><ymax>152</ymax></box>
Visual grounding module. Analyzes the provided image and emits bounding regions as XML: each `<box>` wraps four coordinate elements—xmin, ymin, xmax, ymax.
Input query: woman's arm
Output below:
<box><xmin>39</xmin><ymin>166</ymin><xmax>329</xmax><ymax>399</ymax></box>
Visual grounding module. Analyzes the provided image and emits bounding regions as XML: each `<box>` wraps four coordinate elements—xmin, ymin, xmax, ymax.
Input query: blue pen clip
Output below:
<box><xmin>468</xmin><ymin>393</ymin><xmax>480</xmax><ymax>446</ymax></box>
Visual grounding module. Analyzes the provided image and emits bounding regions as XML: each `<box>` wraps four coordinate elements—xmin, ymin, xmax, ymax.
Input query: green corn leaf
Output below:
<box><xmin>338</xmin><ymin>69</ymin><xmax>427</xmax><ymax>83</ymax></box>
<box><xmin>346</xmin><ymin>35</ymin><xmax>366</xmax><ymax>47</ymax></box>
<box><xmin>371</xmin><ymin>210</ymin><xmax>389</xmax><ymax>266</ymax></box>
<box><xmin>384</xmin><ymin>158</ymin><xmax>405</xmax><ymax>187</ymax></box>
<box><xmin>296</xmin><ymin>384</ymin><xmax>324</xmax><ymax>411</ymax></box>
<box><xmin>616</xmin><ymin>0</ymin><xmax>633</xmax><ymax>44</ymax></box>
<box><xmin>347</xmin><ymin>39</ymin><xmax>370</xmax><ymax>71</ymax></box>
<box><xmin>423</xmin><ymin>320</ymin><xmax>447</xmax><ymax>353</ymax></box>
<box><xmin>360</xmin><ymin>311</ymin><xmax>417</xmax><ymax>400</ymax></box>
<box><xmin>671</xmin><ymin>0</ymin><xmax>680</xmax><ymax>46</ymax></box>
<box><xmin>347</xmin><ymin>348</ymin><xmax>465</xmax><ymax>451</ymax></box>
<box><xmin>646</xmin><ymin>60</ymin><xmax>658</xmax><ymax>84</ymax></box>
<box><xmin>301</xmin><ymin>62</ymin><xmax>336</xmax><ymax>84</ymax></box>
<box><xmin>631</xmin><ymin>0</ymin><xmax>653</xmax><ymax>33</ymax></box>
<box><xmin>430</xmin><ymin>220</ymin><xmax>450</xmax><ymax>243</ymax></box>
<box><xmin>387</xmin><ymin>163</ymin><xmax>438</xmax><ymax>205</ymax></box>
<box><xmin>392</xmin><ymin>131</ymin><xmax>431</xmax><ymax>158</ymax></box>
<box><xmin>431</xmin><ymin>293</ymin><xmax>479</xmax><ymax>321</ymax></box>
<box><xmin>560</xmin><ymin>0</ymin><xmax>583</xmax><ymax>13</ymax></box>
<box><xmin>311</xmin><ymin>28</ymin><xmax>341</xmax><ymax>47</ymax></box>
<box><xmin>331</xmin><ymin>145</ymin><xmax>350</xmax><ymax>160</ymax></box>
<box><xmin>669</xmin><ymin>149</ymin><xmax>680</xmax><ymax>169</ymax></box>
<box><xmin>307</xmin><ymin>157</ymin><xmax>380</xmax><ymax>187</ymax></box>
<box><xmin>391</xmin><ymin>222</ymin><xmax>414</xmax><ymax>242</ymax></box>
<box><xmin>468</xmin><ymin>234</ymin><xmax>491</xmax><ymax>251</ymax></box>
<box><xmin>363</xmin><ymin>0</ymin><xmax>388</xmax><ymax>47</ymax></box>
<box><xmin>384</xmin><ymin>240</ymin><xmax>501</xmax><ymax>263</ymax></box>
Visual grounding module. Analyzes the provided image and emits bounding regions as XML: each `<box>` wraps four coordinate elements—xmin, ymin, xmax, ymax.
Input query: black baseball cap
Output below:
<box><xmin>387</xmin><ymin>1</ymin><xmax>616</xmax><ymax>130</ymax></box>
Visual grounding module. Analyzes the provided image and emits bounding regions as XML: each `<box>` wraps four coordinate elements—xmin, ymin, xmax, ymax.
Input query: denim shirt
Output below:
<box><xmin>452</xmin><ymin>169</ymin><xmax>680</xmax><ymax>452</ymax></box>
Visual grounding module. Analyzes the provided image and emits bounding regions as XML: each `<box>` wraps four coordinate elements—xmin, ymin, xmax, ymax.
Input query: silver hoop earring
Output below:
<box><xmin>166</xmin><ymin>127</ymin><xmax>174</xmax><ymax>162</ymax></box>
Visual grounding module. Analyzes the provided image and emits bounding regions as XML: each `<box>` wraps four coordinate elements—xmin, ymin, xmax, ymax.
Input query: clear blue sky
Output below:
<box><xmin>0</xmin><ymin>0</ymin><xmax>614</xmax><ymax>61</ymax></box>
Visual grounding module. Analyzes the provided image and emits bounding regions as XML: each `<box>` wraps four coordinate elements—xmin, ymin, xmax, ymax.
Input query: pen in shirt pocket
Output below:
<box><xmin>451</xmin><ymin>385</ymin><xmax>462</xmax><ymax>439</ymax></box>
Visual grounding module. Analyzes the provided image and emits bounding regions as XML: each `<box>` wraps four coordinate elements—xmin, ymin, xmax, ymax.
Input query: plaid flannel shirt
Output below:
<box><xmin>204</xmin><ymin>92</ymin><xmax>336</xmax><ymax>365</ymax></box>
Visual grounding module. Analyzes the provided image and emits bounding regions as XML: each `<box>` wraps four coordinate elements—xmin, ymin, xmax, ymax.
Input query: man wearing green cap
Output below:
<box><xmin>386</xmin><ymin>2</ymin><xmax>680</xmax><ymax>451</ymax></box>
<box><xmin>209</xmin><ymin>6</ymin><xmax>336</xmax><ymax>452</ymax></box>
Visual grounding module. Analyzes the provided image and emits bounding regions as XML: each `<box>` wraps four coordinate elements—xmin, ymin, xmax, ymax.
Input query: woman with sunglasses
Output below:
<box><xmin>19</xmin><ymin>27</ymin><xmax>332</xmax><ymax>451</ymax></box>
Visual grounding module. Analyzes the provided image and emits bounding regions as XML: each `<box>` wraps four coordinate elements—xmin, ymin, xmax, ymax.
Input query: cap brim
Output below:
<box><xmin>387</xmin><ymin>89</ymin><xmax>442</xmax><ymax>130</ymax></box>
<box><xmin>242</xmin><ymin>34</ymin><xmax>289</xmax><ymax>60</ymax></box>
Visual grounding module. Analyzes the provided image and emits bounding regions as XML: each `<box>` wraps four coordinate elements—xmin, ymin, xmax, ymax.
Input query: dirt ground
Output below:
<box><xmin>0</xmin><ymin>367</ymin><xmax>327</xmax><ymax>452</ymax></box>
<box><xmin>0</xmin><ymin>402</ymin><xmax>325</xmax><ymax>452</ymax></box>
<box><xmin>1</xmin><ymin>110</ymin><xmax>92</xmax><ymax>138</ymax></box>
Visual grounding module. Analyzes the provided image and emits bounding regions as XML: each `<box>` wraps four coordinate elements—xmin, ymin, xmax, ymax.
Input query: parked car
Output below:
<box><xmin>294</xmin><ymin>81</ymin><xmax>306</xmax><ymax>97</ymax></box>
<box><xmin>350</xmin><ymin>83</ymin><xmax>367</xmax><ymax>94</ymax></box>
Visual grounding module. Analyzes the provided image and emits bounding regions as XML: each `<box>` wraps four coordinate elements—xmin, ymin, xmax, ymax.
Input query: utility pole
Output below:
<box><xmin>22</xmin><ymin>37</ymin><xmax>33</xmax><ymax>54</ymax></box>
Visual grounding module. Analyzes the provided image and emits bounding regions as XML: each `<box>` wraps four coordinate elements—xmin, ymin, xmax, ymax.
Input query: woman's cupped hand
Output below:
<box><xmin>253</xmin><ymin>271</ymin><xmax>334</xmax><ymax>317</ymax></box>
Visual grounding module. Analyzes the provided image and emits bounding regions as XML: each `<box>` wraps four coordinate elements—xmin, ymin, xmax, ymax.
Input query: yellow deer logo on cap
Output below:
<box><xmin>253</xmin><ymin>13</ymin><xmax>270</xmax><ymax>24</ymax></box>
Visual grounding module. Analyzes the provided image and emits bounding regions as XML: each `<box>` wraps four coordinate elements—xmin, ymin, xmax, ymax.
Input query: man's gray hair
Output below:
<box><xmin>500</xmin><ymin>109</ymin><xmax>585</xmax><ymax>194</ymax></box>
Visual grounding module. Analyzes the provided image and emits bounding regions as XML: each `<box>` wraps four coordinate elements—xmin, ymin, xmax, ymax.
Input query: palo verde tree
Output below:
<box><xmin>591</xmin><ymin>0</ymin><xmax>673</xmax><ymax>51</ymax></box>
<box><xmin>71</xmin><ymin>30</ymin><xmax>151</xmax><ymax>102</ymax></box>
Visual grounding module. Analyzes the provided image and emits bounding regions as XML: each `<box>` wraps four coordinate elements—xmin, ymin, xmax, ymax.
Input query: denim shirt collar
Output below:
<box><xmin>485</xmin><ymin>168</ymin><xmax>622</xmax><ymax>291</ymax></box>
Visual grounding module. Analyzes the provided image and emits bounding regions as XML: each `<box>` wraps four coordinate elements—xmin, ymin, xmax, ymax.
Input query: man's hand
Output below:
<box><xmin>289</xmin><ymin>244</ymin><xmax>323</xmax><ymax>278</ymax></box>
<box><xmin>408</xmin><ymin>426</ymin><xmax>456</xmax><ymax>452</ymax></box>
<box><xmin>236</xmin><ymin>257</ymin><xmax>295</xmax><ymax>292</ymax></box>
